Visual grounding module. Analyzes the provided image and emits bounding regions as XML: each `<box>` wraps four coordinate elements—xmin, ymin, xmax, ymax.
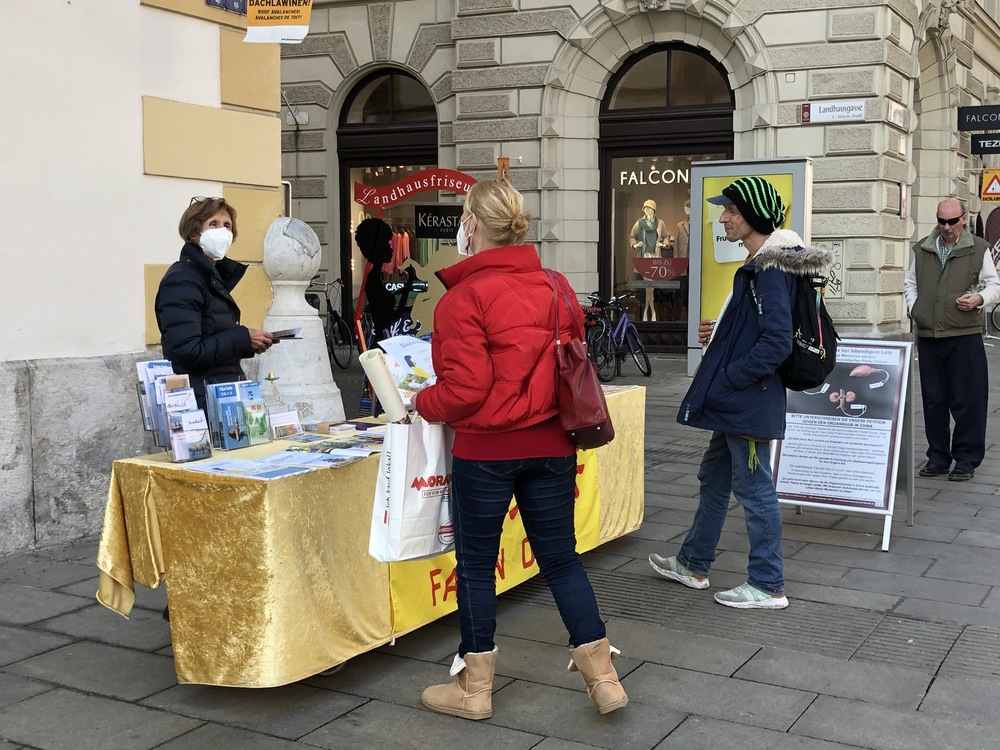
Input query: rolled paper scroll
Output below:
<box><xmin>359</xmin><ymin>350</ymin><xmax>408</xmax><ymax>423</ymax></box>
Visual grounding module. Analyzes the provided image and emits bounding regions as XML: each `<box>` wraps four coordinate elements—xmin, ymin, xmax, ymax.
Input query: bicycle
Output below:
<box><xmin>583</xmin><ymin>291</ymin><xmax>652</xmax><ymax>382</ymax></box>
<box><xmin>305</xmin><ymin>277</ymin><xmax>354</xmax><ymax>369</ymax></box>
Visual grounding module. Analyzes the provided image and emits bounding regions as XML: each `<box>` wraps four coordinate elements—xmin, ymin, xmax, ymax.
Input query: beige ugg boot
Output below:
<box><xmin>568</xmin><ymin>638</ymin><xmax>628</xmax><ymax>714</ymax></box>
<box><xmin>421</xmin><ymin>648</ymin><xmax>497</xmax><ymax>720</ymax></box>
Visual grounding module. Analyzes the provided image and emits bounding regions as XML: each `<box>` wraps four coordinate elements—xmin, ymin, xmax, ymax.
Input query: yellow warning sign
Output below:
<box><xmin>245</xmin><ymin>0</ymin><xmax>312</xmax><ymax>43</ymax></box>
<box><xmin>982</xmin><ymin>169</ymin><xmax>1000</xmax><ymax>201</ymax></box>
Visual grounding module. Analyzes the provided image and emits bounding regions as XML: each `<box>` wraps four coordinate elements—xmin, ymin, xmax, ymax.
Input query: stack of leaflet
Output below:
<box><xmin>161</xmin><ymin>376</ymin><xmax>213</xmax><ymax>462</ymax></box>
<box><xmin>205</xmin><ymin>380</ymin><xmax>271</xmax><ymax>450</ymax></box>
<box><xmin>136</xmin><ymin>361</ymin><xmax>212</xmax><ymax>462</ymax></box>
<box><xmin>136</xmin><ymin>360</ymin><xmax>175</xmax><ymax>448</ymax></box>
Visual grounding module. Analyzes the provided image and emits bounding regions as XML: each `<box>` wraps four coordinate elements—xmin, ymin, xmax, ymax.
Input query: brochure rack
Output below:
<box><xmin>136</xmin><ymin>382</ymin><xmax>167</xmax><ymax>450</ymax></box>
<box><xmin>205</xmin><ymin>380</ymin><xmax>273</xmax><ymax>450</ymax></box>
<box><xmin>135</xmin><ymin>366</ymin><xmax>214</xmax><ymax>463</ymax></box>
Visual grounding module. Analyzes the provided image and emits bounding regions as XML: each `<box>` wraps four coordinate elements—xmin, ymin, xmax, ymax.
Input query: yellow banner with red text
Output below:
<box><xmin>389</xmin><ymin>449</ymin><xmax>602</xmax><ymax>634</ymax></box>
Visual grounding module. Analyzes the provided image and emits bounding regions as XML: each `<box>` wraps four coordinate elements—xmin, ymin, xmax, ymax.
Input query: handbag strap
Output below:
<box><xmin>545</xmin><ymin>270</ymin><xmax>584</xmax><ymax>344</ymax></box>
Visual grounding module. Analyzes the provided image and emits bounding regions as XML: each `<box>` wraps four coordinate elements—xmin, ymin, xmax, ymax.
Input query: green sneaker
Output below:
<box><xmin>714</xmin><ymin>582</ymin><xmax>788</xmax><ymax>609</ymax></box>
<box><xmin>648</xmin><ymin>554</ymin><xmax>709</xmax><ymax>589</ymax></box>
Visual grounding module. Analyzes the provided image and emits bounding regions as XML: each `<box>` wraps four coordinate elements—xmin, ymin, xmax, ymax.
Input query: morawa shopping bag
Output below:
<box><xmin>369</xmin><ymin>419</ymin><xmax>456</xmax><ymax>563</ymax></box>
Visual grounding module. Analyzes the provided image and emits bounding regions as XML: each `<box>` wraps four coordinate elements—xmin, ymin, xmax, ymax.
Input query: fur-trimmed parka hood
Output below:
<box><xmin>752</xmin><ymin>229</ymin><xmax>836</xmax><ymax>276</ymax></box>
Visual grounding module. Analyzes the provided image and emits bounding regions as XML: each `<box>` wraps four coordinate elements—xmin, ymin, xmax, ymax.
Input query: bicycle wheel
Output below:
<box><xmin>589</xmin><ymin>321</ymin><xmax>616</xmax><ymax>382</ymax></box>
<box><xmin>329</xmin><ymin>316</ymin><xmax>353</xmax><ymax>369</ymax></box>
<box><xmin>625</xmin><ymin>326</ymin><xmax>652</xmax><ymax>376</ymax></box>
<box><xmin>585</xmin><ymin>320</ymin><xmax>605</xmax><ymax>364</ymax></box>
<box><xmin>992</xmin><ymin>303</ymin><xmax>1000</xmax><ymax>333</ymax></box>
<box><xmin>360</xmin><ymin>310</ymin><xmax>374</xmax><ymax>351</ymax></box>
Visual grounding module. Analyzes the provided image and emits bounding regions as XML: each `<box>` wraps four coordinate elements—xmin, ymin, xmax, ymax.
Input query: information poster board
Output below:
<box><xmin>773</xmin><ymin>340</ymin><xmax>912</xmax><ymax>550</ymax></box>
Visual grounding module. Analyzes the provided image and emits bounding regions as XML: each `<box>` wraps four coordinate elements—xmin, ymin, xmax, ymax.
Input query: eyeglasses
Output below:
<box><xmin>936</xmin><ymin>214</ymin><xmax>965</xmax><ymax>226</ymax></box>
<box><xmin>190</xmin><ymin>196</ymin><xmax>222</xmax><ymax>205</ymax></box>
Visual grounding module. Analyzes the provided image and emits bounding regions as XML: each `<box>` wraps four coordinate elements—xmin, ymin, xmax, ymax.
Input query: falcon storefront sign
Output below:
<box><xmin>244</xmin><ymin>0</ymin><xmax>313</xmax><ymax>44</ymax></box>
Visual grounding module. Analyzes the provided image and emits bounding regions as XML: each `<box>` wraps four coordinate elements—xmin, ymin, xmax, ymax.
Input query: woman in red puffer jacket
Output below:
<box><xmin>413</xmin><ymin>179</ymin><xmax>627</xmax><ymax>721</ymax></box>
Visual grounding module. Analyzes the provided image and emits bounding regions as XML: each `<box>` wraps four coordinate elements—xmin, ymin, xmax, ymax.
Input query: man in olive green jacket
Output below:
<box><xmin>903</xmin><ymin>198</ymin><xmax>1000</xmax><ymax>481</ymax></box>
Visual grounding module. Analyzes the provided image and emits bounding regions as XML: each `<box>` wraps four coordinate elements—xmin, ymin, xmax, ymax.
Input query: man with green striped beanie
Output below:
<box><xmin>707</xmin><ymin>175</ymin><xmax>786</xmax><ymax>236</ymax></box>
<box><xmin>650</xmin><ymin>175</ymin><xmax>834</xmax><ymax>611</ymax></box>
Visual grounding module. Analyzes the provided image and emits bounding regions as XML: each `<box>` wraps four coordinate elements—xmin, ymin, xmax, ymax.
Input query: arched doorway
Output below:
<box><xmin>336</xmin><ymin>70</ymin><xmax>438</xmax><ymax>316</ymax></box>
<box><xmin>599</xmin><ymin>44</ymin><xmax>734</xmax><ymax>352</ymax></box>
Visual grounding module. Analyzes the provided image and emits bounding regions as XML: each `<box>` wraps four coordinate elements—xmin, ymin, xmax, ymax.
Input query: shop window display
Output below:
<box><xmin>337</xmin><ymin>70</ymin><xmax>443</xmax><ymax>335</ymax></box>
<box><xmin>349</xmin><ymin>165</ymin><xmax>445</xmax><ymax>281</ymax></box>
<box><xmin>611</xmin><ymin>154</ymin><xmax>725</xmax><ymax>324</ymax></box>
<box><xmin>348</xmin><ymin>165</ymin><xmax>468</xmax><ymax>336</ymax></box>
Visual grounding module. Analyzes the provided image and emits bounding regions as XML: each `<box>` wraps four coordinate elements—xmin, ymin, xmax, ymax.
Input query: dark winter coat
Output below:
<box><xmin>413</xmin><ymin>244</ymin><xmax>583</xmax><ymax>433</ymax></box>
<box><xmin>678</xmin><ymin>230</ymin><xmax>835</xmax><ymax>440</ymax></box>
<box><xmin>154</xmin><ymin>243</ymin><xmax>253</xmax><ymax>405</ymax></box>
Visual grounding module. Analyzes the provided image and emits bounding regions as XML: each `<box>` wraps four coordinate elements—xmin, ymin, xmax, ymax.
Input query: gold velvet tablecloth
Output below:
<box><xmin>97</xmin><ymin>386</ymin><xmax>645</xmax><ymax>688</ymax></box>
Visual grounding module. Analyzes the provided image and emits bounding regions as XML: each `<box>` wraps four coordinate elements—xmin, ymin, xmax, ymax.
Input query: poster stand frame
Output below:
<box><xmin>773</xmin><ymin>339</ymin><xmax>914</xmax><ymax>551</ymax></box>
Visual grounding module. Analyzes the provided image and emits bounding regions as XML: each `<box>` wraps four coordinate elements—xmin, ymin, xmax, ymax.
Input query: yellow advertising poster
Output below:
<box><xmin>388</xmin><ymin>449</ymin><xmax>602</xmax><ymax>634</ymax></box>
<box><xmin>244</xmin><ymin>0</ymin><xmax>313</xmax><ymax>44</ymax></box>
<box><xmin>700</xmin><ymin>172</ymin><xmax>796</xmax><ymax>322</ymax></box>
<box><xmin>981</xmin><ymin>169</ymin><xmax>1000</xmax><ymax>201</ymax></box>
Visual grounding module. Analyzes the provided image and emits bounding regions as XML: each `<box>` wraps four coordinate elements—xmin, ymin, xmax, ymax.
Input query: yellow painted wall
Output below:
<box><xmin>143</xmin><ymin>97</ymin><xmax>281</xmax><ymax>187</ymax></box>
<box><xmin>145</xmin><ymin>265</ymin><xmax>170</xmax><ymax>347</ymax></box>
<box><xmin>225</xmin><ymin>186</ymin><xmax>284</xmax><ymax>263</ymax></box>
<box><xmin>233</xmin><ymin>266</ymin><xmax>274</xmax><ymax>330</ymax></box>
<box><xmin>140</xmin><ymin>4</ymin><xmax>283</xmax><ymax>347</ymax></box>
<box><xmin>221</xmin><ymin>28</ymin><xmax>280</xmax><ymax>112</ymax></box>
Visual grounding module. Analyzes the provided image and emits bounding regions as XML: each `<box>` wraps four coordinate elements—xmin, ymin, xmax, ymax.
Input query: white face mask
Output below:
<box><xmin>200</xmin><ymin>227</ymin><xmax>233</xmax><ymax>261</ymax></box>
<box><xmin>455</xmin><ymin>215</ymin><xmax>473</xmax><ymax>256</ymax></box>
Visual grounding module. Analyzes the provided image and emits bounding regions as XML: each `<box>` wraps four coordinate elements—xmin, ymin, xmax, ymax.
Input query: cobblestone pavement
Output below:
<box><xmin>2</xmin><ymin>343</ymin><xmax>999</xmax><ymax>749</ymax></box>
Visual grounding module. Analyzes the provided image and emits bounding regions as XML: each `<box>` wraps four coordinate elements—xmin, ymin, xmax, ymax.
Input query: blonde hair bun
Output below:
<box><xmin>509</xmin><ymin>212</ymin><xmax>531</xmax><ymax>239</ymax></box>
<box><xmin>466</xmin><ymin>179</ymin><xmax>531</xmax><ymax>247</ymax></box>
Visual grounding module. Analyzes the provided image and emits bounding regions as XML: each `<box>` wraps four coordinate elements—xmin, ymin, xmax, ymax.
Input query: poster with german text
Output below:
<box><xmin>773</xmin><ymin>340</ymin><xmax>911</xmax><ymax>513</ymax></box>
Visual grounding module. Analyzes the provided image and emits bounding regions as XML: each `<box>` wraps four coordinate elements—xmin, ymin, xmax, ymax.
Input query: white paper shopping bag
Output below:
<box><xmin>369</xmin><ymin>420</ymin><xmax>456</xmax><ymax>563</ymax></box>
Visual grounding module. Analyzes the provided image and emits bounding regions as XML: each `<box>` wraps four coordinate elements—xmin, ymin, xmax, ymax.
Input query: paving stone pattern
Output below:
<box><xmin>2</xmin><ymin>347</ymin><xmax>1000</xmax><ymax>749</ymax></box>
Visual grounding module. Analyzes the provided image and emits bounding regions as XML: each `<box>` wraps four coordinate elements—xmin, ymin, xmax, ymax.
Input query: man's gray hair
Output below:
<box><xmin>945</xmin><ymin>197</ymin><xmax>968</xmax><ymax>215</ymax></box>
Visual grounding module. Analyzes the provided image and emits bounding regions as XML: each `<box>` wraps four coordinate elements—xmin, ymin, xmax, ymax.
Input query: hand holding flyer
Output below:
<box><xmin>359</xmin><ymin>336</ymin><xmax>436</xmax><ymax>421</ymax></box>
<box><xmin>269</xmin><ymin>328</ymin><xmax>302</xmax><ymax>340</ymax></box>
<box><xmin>378</xmin><ymin>335</ymin><xmax>436</xmax><ymax>402</ymax></box>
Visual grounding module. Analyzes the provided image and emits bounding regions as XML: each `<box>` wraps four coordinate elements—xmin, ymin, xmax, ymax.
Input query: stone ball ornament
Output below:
<box><xmin>263</xmin><ymin>217</ymin><xmax>321</xmax><ymax>281</ymax></box>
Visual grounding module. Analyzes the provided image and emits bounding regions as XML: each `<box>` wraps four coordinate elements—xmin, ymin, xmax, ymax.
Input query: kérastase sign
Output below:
<box><xmin>414</xmin><ymin>204</ymin><xmax>463</xmax><ymax>240</ymax></box>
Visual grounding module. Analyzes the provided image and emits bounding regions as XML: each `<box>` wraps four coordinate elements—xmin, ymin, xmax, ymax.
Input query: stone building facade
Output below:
<box><xmin>281</xmin><ymin>0</ymin><xmax>1000</xmax><ymax>349</ymax></box>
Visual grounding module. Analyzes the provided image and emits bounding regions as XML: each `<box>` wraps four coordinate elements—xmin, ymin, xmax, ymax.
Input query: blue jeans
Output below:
<box><xmin>452</xmin><ymin>455</ymin><xmax>606</xmax><ymax>655</ymax></box>
<box><xmin>677</xmin><ymin>432</ymin><xmax>785</xmax><ymax>595</ymax></box>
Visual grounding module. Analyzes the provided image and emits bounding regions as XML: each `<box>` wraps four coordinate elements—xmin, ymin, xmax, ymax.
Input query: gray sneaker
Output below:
<box><xmin>648</xmin><ymin>554</ymin><xmax>709</xmax><ymax>589</ymax></box>
<box><xmin>714</xmin><ymin>582</ymin><xmax>788</xmax><ymax>609</ymax></box>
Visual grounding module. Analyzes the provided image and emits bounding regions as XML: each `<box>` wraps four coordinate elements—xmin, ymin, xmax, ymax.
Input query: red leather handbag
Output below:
<box><xmin>546</xmin><ymin>271</ymin><xmax>615</xmax><ymax>449</ymax></box>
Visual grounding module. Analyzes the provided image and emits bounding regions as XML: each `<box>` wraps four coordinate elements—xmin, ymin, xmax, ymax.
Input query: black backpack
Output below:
<box><xmin>749</xmin><ymin>273</ymin><xmax>837</xmax><ymax>391</ymax></box>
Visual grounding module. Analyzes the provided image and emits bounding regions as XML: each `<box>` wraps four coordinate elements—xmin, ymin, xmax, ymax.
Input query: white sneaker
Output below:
<box><xmin>714</xmin><ymin>582</ymin><xmax>788</xmax><ymax>609</ymax></box>
<box><xmin>648</xmin><ymin>554</ymin><xmax>710</xmax><ymax>589</ymax></box>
